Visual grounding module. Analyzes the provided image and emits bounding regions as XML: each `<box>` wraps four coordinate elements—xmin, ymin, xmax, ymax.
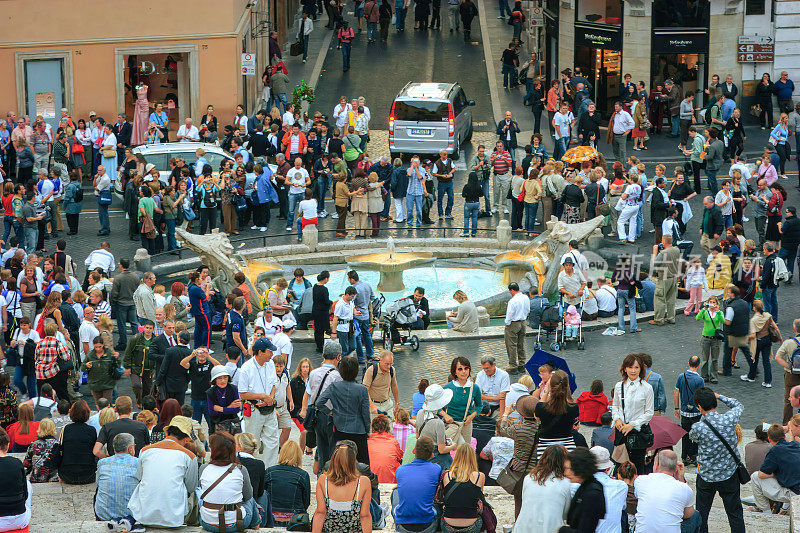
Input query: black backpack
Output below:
<box><xmin>705</xmin><ymin>104</ymin><xmax>719</xmax><ymax>126</ymax></box>
<box><xmin>74</xmin><ymin>186</ymin><xmax>84</xmax><ymax>202</ymax></box>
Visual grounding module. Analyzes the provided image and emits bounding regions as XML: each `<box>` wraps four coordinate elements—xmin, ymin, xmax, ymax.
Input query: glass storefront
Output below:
<box><xmin>652</xmin><ymin>0</ymin><xmax>710</xmax><ymax>28</ymax></box>
<box><xmin>574</xmin><ymin>22</ymin><xmax>622</xmax><ymax>118</ymax></box>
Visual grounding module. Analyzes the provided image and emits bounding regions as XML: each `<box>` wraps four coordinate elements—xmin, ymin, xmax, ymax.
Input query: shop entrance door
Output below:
<box><xmin>24</xmin><ymin>59</ymin><xmax>64</xmax><ymax>132</ymax></box>
<box><xmin>651</xmin><ymin>53</ymin><xmax>706</xmax><ymax>103</ymax></box>
<box><xmin>575</xmin><ymin>46</ymin><xmax>621</xmax><ymax>119</ymax></box>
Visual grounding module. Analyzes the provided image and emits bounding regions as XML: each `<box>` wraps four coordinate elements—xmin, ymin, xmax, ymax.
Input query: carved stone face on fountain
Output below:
<box><xmin>549</xmin><ymin>221</ymin><xmax>571</xmax><ymax>243</ymax></box>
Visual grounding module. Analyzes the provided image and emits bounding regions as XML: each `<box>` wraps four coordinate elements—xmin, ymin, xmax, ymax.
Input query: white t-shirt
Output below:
<box><xmin>634</xmin><ymin>472</ymin><xmax>695</xmax><ymax>533</ymax></box>
<box><xmin>714</xmin><ymin>189</ymin><xmax>733</xmax><ymax>216</ymax></box>
<box><xmin>286</xmin><ymin>167</ymin><xmax>309</xmax><ymax>195</ymax></box>
<box><xmin>282</xmin><ymin>111</ymin><xmax>295</xmax><ymax>126</ymax></box>
<box><xmin>582</xmin><ymin>288</ymin><xmax>599</xmax><ymax>315</ymax></box>
<box><xmin>333</xmin><ymin>299</ymin><xmax>354</xmax><ymax>333</ymax></box>
<box><xmin>298</xmin><ymin>199</ymin><xmax>318</xmax><ymax>220</ymax></box>
<box><xmin>271</xmin><ymin>332</ymin><xmax>293</xmax><ymax>371</ymax></box>
<box><xmin>2</xmin><ymin>290</ymin><xmax>22</xmax><ymax>318</ymax></box>
<box><xmin>199</xmin><ymin>464</ymin><xmax>249</xmax><ymax>526</ymax></box>
<box><xmin>224</xmin><ymin>361</ymin><xmax>240</xmax><ymax>387</ymax></box>
<box><xmin>28</xmin><ymin>396</ymin><xmax>58</xmax><ymax>416</ymax></box>
<box><xmin>13</xmin><ymin>328</ymin><xmax>40</xmax><ymax>358</ymax></box>
<box><xmin>79</xmin><ymin>320</ymin><xmax>100</xmax><ymax>361</ymax></box>
<box><xmin>595</xmin><ymin>285</ymin><xmax>618</xmax><ymax>312</ymax></box>
<box><xmin>481</xmin><ymin>436</ymin><xmax>514</xmax><ymax>479</ymax></box>
<box><xmin>255</xmin><ymin>314</ymin><xmax>283</xmax><ymax>340</ymax></box>
<box><xmin>238</xmin><ymin>356</ymin><xmax>278</xmax><ymax>398</ymax></box>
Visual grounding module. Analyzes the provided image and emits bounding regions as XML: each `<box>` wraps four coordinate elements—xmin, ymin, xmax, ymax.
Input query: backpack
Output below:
<box><xmin>789</xmin><ymin>339</ymin><xmax>800</xmax><ymax>375</ymax></box>
<box><xmin>74</xmin><ymin>185</ymin><xmax>84</xmax><ymax>202</ymax></box>
<box><xmin>369</xmin><ymin>363</ymin><xmax>394</xmax><ymax>382</ymax></box>
<box><xmin>704</xmin><ymin>104</ymin><xmax>719</xmax><ymax>126</ymax></box>
<box><xmin>33</xmin><ymin>397</ymin><xmax>53</xmax><ymax>421</ymax></box>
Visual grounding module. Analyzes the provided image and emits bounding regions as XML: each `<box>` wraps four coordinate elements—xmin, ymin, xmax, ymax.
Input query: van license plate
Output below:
<box><xmin>410</xmin><ymin>128</ymin><xmax>431</xmax><ymax>135</ymax></box>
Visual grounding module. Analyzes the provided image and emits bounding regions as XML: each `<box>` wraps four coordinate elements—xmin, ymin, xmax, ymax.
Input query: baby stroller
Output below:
<box><xmin>534</xmin><ymin>302</ymin><xmax>563</xmax><ymax>352</ymax></box>
<box><xmin>556</xmin><ymin>294</ymin><xmax>586</xmax><ymax>351</ymax></box>
<box><xmin>381</xmin><ymin>296</ymin><xmax>420</xmax><ymax>351</ymax></box>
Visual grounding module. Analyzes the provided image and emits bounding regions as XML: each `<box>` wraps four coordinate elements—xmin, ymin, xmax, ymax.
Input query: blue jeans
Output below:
<box><xmin>524</xmin><ymin>202</ymin><xmax>538</xmax><ymax>231</ymax></box>
<box><xmin>778</xmin><ymin>244</ymin><xmax>798</xmax><ymax>280</ymax></box>
<box><xmin>191</xmin><ymin>398</ymin><xmax>211</xmax><ymax>429</ymax></box>
<box><xmin>524</xmin><ymin>79</ymin><xmax>535</xmax><ymax>104</ymax></box>
<box><xmin>396</xmin><ymin>7</ymin><xmax>406</xmax><ymax>30</ymax></box>
<box><xmin>705</xmin><ymin>168</ymin><xmax>719</xmax><ymax>196</ymax></box>
<box><xmin>464</xmin><ymin>201</ymin><xmax>479</xmax><ymax>235</ymax></box>
<box><xmin>501</xmin><ymin>64</ymin><xmax>515</xmax><ymax>88</ymax></box>
<box><xmin>287</xmin><ymin>192</ymin><xmax>304</xmax><ymax>229</ymax></box>
<box><xmin>354</xmin><ymin>318</ymin><xmax>374</xmax><ymax>362</ymax></box>
<box><xmin>165</xmin><ymin>218</ymin><xmax>177</xmax><ymax>250</ymax></box>
<box><xmin>761</xmin><ymin>286</ymin><xmax>778</xmax><ymax>321</ymax></box>
<box><xmin>747</xmin><ymin>336</ymin><xmax>773</xmax><ymax>384</ymax></box>
<box><xmin>23</xmin><ymin>226</ymin><xmax>37</xmax><ymax>254</ymax></box>
<box><xmin>617</xmin><ymin>290</ymin><xmax>638</xmax><ymax>332</ymax></box>
<box><xmin>437</xmin><ymin>181</ymin><xmax>454</xmax><ymax>217</ymax></box>
<box><xmin>406</xmin><ymin>194</ymin><xmax>423</xmax><ymax>226</ymax></box>
<box><xmin>98</xmin><ymin>201</ymin><xmax>110</xmax><ymax>234</ymax></box>
<box><xmin>115</xmin><ymin>304</ymin><xmax>138</xmax><ymax>348</ymax></box>
<box><xmin>671</xmin><ymin>115</ymin><xmax>680</xmax><ymax>136</ymax></box>
<box><xmin>479</xmin><ymin>177</ymin><xmax>491</xmax><ymax>212</ymax></box>
<box><xmin>200</xmin><ymin>498</ymin><xmax>261</xmax><ymax>532</ymax></box>
<box><xmin>316</xmin><ymin>174</ymin><xmax>330</xmax><ymax>212</ymax></box>
<box><xmin>498</xmin><ymin>0</ymin><xmax>512</xmax><ymax>17</ymax></box>
<box><xmin>341</xmin><ymin>42</ymin><xmax>352</xmax><ymax>69</ymax></box>
<box><xmin>367</xmin><ymin>21</ymin><xmax>378</xmax><ymax>41</ymax></box>
<box><xmin>2</xmin><ymin>215</ymin><xmax>14</xmax><ymax>245</ymax></box>
<box><xmin>337</xmin><ymin>330</ymin><xmax>356</xmax><ymax>358</ymax></box>
<box><xmin>381</xmin><ymin>194</ymin><xmax>391</xmax><ymax>218</ymax></box>
<box><xmin>554</xmin><ymin>137</ymin><xmax>569</xmax><ymax>160</ymax></box>
<box><xmin>13</xmin><ymin>366</ymin><xmax>37</xmax><ymax>398</ymax></box>
<box><xmin>681</xmin><ymin>510</ymin><xmax>702</xmax><ymax>533</ymax></box>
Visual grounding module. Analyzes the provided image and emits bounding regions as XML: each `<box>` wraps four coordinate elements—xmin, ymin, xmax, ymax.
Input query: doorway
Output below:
<box><xmin>24</xmin><ymin>59</ymin><xmax>65</xmax><ymax>132</ymax></box>
<box><xmin>651</xmin><ymin>53</ymin><xmax>706</xmax><ymax>102</ymax></box>
<box><xmin>574</xmin><ymin>46</ymin><xmax>621</xmax><ymax>118</ymax></box>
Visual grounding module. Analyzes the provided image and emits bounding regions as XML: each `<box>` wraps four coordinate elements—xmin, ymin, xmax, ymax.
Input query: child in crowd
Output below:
<box><xmin>23</xmin><ymin>418</ymin><xmax>60</xmax><ymax>483</ymax></box>
<box><xmin>576</xmin><ymin>379</ymin><xmax>610</xmax><ymax>426</ymax></box>
<box><xmin>273</xmin><ymin>354</ymin><xmax>293</xmax><ymax>447</ymax></box>
<box><xmin>224</xmin><ymin>346</ymin><xmax>241</xmax><ymax>384</ymax></box>
<box><xmin>411</xmin><ymin>379</ymin><xmax>429</xmax><ymax>418</ymax></box>
<box><xmin>479</xmin><ymin>419</ymin><xmax>515</xmax><ymax>481</ymax></box>
<box><xmin>564</xmin><ymin>304</ymin><xmax>581</xmax><ymax>340</ymax></box>
<box><xmin>683</xmin><ymin>257</ymin><xmax>708</xmax><ymax>315</ymax></box>
<box><xmin>392</xmin><ymin>408</ymin><xmax>415</xmax><ymax>451</ymax></box>
<box><xmin>591</xmin><ymin>412</ymin><xmax>615</xmax><ymax>456</ymax></box>
<box><xmin>153</xmin><ymin>284</ymin><xmax>167</xmax><ymax>307</ymax></box>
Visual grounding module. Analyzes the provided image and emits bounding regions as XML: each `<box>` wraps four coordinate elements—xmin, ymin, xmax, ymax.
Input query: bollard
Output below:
<box><xmin>133</xmin><ymin>248</ymin><xmax>151</xmax><ymax>272</ymax></box>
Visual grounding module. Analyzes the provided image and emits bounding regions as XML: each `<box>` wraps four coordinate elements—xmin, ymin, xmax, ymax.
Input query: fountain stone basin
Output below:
<box><xmin>345</xmin><ymin>251</ymin><xmax>436</xmax><ymax>292</ymax></box>
<box><xmin>493</xmin><ymin>250</ymin><xmax>547</xmax><ymax>286</ymax></box>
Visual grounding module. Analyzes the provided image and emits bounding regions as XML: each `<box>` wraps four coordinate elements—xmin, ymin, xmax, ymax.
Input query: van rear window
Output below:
<box><xmin>394</xmin><ymin>101</ymin><xmax>449</xmax><ymax>121</ymax></box>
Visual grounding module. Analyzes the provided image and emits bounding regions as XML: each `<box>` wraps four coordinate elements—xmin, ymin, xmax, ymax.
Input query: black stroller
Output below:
<box><xmin>381</xmin><ymin>296</ymin><xmax>420</xmax><ymax>351</ymax></box>
<box><xmin>534</xmin><ymin>303</ymin><xmax>563</xmax><ymax>352</ymax></box>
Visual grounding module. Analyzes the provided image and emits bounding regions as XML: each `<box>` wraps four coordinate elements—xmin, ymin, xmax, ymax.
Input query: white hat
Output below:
<box><xmin>145</xmin><ymin>163</ymin><xmax>156</xmax><ymax>174</ymax></box>
<box><xmin>590</xmin><ymin>446</ymin><xmax>613</xmax><ymax>471</ymax></box>
<box><xmin>210</xmin><ymin>365</ymin><xmax>230</xmax><ymax>383</ymax></box>
<box><xmin>281</xmin><ymin>315</ymin><xmax>297</xmax><ymax>329</ymax></box>
<box><xmin>422</xmin><ymin>384</ymin><xmax>453</xmax><ymax>412</ymax></box>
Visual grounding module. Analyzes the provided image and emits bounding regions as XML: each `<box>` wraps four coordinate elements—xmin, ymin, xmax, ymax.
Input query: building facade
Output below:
<box><xmin>532</xmin><ymin>0</ymin><xmax>799</xmax><ymax>119</ymax></box>
<box><xmin>0</xmin><ymin>0</ymin><xmax>300</xmax><ymax>134</ymax></box>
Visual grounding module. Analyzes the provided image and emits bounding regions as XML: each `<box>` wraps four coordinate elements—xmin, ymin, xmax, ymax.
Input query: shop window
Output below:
<box><xmin>545</xmin><ymin>0</ymin><xmax>559</xmax><ymax>14</ymax></box>
<box><xmin>652</xmin><ymin>0</ymin><xmax>710</xmax><ymax>28</ymax></box>
<box><xmin>577</xmin><ymin>0</ymin><xmax>622</xmax><ymax>26</ymax></box>
<box><xmin>745</xmin><ymin>0</ymin><xmax>765</xmax><ymax>15</ymax></box>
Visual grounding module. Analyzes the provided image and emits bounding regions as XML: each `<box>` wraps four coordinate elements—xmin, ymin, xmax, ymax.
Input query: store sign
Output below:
<box><xmin>241</xmin><ymin>53</ymin><xmax>256</xmax><ymax>76</ymax></box>
<box><xmin>652</xmin><ymin>30</ymin><xmax>709</xmax><ymax>53</ymax></box>
<box><xmin>574</xmin><ymin>23</ymin><xmax>622</xmax><ymax>50</ymax></box>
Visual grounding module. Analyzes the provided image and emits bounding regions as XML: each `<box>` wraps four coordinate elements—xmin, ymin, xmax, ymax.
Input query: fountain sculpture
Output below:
<box><xmin>175</xmin><ymin>228</ymin><xmax>283</xmax><ymax>310</ymax></box>
<box><xmin>345</xmin><ymin>237</ymin><xmax>436</xmax><ymax>292</ymax></box>
<box><xmin>494</xmin><ymin>216</ymin><xmax>605</xmax><ymax>297</ymax></box>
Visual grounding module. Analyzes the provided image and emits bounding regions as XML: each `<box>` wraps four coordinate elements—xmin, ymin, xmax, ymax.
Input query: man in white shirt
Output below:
<box><xmin>560</xmin><ymin>240</ymin><xmax>590</xmax><ymax>281</ymax></box>
<box><xmin>271</xmin><ymin>315</ymin><xmax>295</xmax><ymax>372</ymax></box>
<box><xmin>238</xmin><ymin>337</ymin><xmax>279</xmax><ymax>466</ymax></box>
<box><xmin>610</xmin><ymin>101</ymin><xmax>635</xmax><ymax>163</ymax></box>
<box><xmin>79</xmin><ymin>306</ymin><xmax>100</xmax><ymax>362</ymax></box>
<box><xmin>504</xmin><ymin>282</ymin><xmax>529</xmax><ymax>373</ymax></box>
<box><xmin>552</xmin><ymin>103</ymin><xmax>575</xmax><ymax>160</ymax></box>
<box><xmin>475</xmin><ymin>355</ymin><xmax>510</xmax><ymax>416</ymax></box>
<box><xmin>84</xmin><ymin>242</ymin><xmax>116</xmax><ymax>280</ymax></box>
<box><xmin>285</xmin><ymin>157</ymin><xmax>310</xmax><ymax>231</ymax></box>
<box><xmin>590</xmin><ymin>446</ymin><xmax>629</xmax><ymax>533</ymax></box>
<box><xmin>175</xmin><ymin>118</ymin><xmax>200</xmax><ymax>142</ymax></box>
<box><xmin>331</xmin><ymin>286</ymin><xmax>358</xmax><ymax>357</ymax></box>
<box><xmin>133</xmin><ymin>272</ymin><xmax>158</xmax><ymax>324</ymax></box>
<box><xmin>333</xmin><ymin>96</ymin><xmax>351</xmax><ymax>130</ymax></box>
<box><xmin>714</xmin><ymin>179</ymin><xmax>734</xmax><ymax>228</ymax></box>
<box><xmin>282</xmin><ymin>104</ymin><xmax>296</xmax><ymax>126</ymax></box>
<box><xmin>255</xmin><ymin>307</ymin><xmax>283</xmax><ymax>340</ymax></box>
<box><xmin>296</xmin><ymin>11</ymin><xmax>314</xmax><ymax>62</ymax></box>
<box><xmin>634</xmin><ymin>449</ymin><xmax>699</xmax><ymax>533</ymax></box>
<box><xmin>595</xmin><ymin>278</ymin><xmax>618</xmax><ymax>318</ymax></box>
<box><xmin>728</xmin><ymin>155</ymin><xmax>751</xmax><ymax>182</ymax></box>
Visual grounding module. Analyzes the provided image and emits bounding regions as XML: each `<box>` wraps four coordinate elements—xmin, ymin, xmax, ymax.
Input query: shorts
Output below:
<box><xmin>277</xmin><ymin>406</ymin><xmax>292</xmax><ymax>429</ymax></box>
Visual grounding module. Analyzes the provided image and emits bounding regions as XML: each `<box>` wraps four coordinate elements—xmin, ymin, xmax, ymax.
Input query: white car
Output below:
<box><xmin>130</xmin><ymin>142</ymin><xmax>234</xmax><ymax>187</ymax></box>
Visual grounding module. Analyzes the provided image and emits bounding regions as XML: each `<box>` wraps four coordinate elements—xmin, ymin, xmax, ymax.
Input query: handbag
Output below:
<box><xmin>595</xmin><ymin>185</ymin><xmax>610</xmax><ymax>216</ymax></box>
<box><xmin>768</xmin><ymin>320</ymin><xmax>782</xmax><ymax>343</ymax></box>
<box><xmin>184</xmin><ymin>204</ymin><xmax>197</xmax><ymax>221</ymax></box>
<box><xmin>479</xmin><ymin>499</ymin><xmax>498</xmax><ymax>533</ymax></box>
<box><xmin>750</xmin><ymin>104</ymin><xmax>763</xmax><ymax>118</ymax></box>
<box><xmin>702</xmin><ymin>419</ymin><xmax>750</xmax><ymax>484</ymax></box>
<box><xmin>98</xmin><ymin>189</ymin><xmax>113</xmax><ymax>205</ymax></box>
<box><xmin>286</xmin><ymin>513</ymin><xmax>312</xmax><ymax>531</ymax></box>
<box><xmin>768</xmin><ymin>136</ymin><xmax>778</xmax><ymax>146</ymax></box>
<box><xmin>290</xmin><ymin>41</ymin><xmax>303</xmax><ymax>56</ymax></box>
<box><xmin>445</xmin><ymin>381</ymin><xmax>474</xmax><ymax>438</ymax></box>
<box><xmin>102</xmin><ymin>148</ymin><xmax>117</xmax><ymax>158</ymax></box>
<box><xmin>215</xmin><ymin>418</ymin><xmax>242</xmax><ymax>435</ymax></box>
<box><xmin>613</xmin><ymin>380</ymin><xmax>654</xmax><ymax>450</ymax></box>
<box><xmin>57</xmin><ymin>353</ymin><xmax>75</xmax><ymax>373</ymax></box>
<box><xmin>516</xmin><ymin>189</ymin><xmax>526</xmax><ymax>203</ymax></box>
<box><xmin>303</xmin><ymin>368</ymin><xmax>335</xmax><ymax>432</ymax></box>
<box><xmin>614</xmin><ymin>196</ymin><xmax>626</xmax><ymax>212</ymax></box>
<box><xmin>109</xmin><ymin>363</ymin><xmax>124</xmax><ymax>381</ymax></box>
<box><xmin>496</xmin><ymin>425</ymin><xmax>540</xmax><ymax>494</ymax></box>
<box><xmin>4</xmin><ymin>344</ymin><xmax>18</xmax><ymax>368</ymax></box>
<box><xmin>141</xmin><ymin>213</ymin><xmax>158</xmax><ymax>239</ymax></box>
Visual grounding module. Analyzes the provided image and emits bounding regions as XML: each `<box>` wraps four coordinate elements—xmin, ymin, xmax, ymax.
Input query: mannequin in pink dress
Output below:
<box><xmin>131</xmin><ymin>84</ymin><xmax>149</xmax><ymax>145</ymax></box>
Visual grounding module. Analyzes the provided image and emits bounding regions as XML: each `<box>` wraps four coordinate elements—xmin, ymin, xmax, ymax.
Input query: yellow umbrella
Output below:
<box><xmin>561</xmin><ymin>145</ymin><xmax>600</xmax><ymax>164</ymax></box>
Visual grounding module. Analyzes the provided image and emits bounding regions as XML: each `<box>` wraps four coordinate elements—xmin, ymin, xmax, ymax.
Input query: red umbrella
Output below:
<box><xmin>648</xmin><ymin>415</ymin><xmax>687</xmax><ymax>452</ymax></box>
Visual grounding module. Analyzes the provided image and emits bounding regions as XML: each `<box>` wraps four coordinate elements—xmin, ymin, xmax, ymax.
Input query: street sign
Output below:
<box><xmin>736</xmin><ymin>42</ymin><xmax>774</xmax><ymax>62</ymax></box>
<box><xmin>241</xmin><ymin>53</ymin><xmax>256</xmax><ymax>75</ymax></box>
<box><xmin>530</xmin><ymin>6</ymin><xmax>544</xmax><ymax>22</ymax></box>
<box><xmin>738</xmin><ymin>35</ymin><xmax>773</xmax><ymax>45</ymax></box>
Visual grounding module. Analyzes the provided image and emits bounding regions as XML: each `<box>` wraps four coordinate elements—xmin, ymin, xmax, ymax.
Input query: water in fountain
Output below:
<box><xmin>386</xmin><ymin>236</ymin><xmax>395</xmax><ymax>261</ymax></box>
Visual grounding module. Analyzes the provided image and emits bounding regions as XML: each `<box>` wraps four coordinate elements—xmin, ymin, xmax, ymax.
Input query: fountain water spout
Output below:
<box><xmin>387</xmin><ymin>236</ymin><xmax>395</xmax><ymax>261</ymax></box>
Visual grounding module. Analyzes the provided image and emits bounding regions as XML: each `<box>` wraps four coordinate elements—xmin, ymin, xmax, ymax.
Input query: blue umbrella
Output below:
<box><xmin>525</xmin><ymin>349</ymin><xmax>578</xmax><ymax>393</ymax></box>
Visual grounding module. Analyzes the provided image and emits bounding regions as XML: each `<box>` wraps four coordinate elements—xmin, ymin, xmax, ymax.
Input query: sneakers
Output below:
<box><xmin>250</xmin><ymin>225</ymin><xmax>258</xmax><ymax>230</ymax></box>
<box><xmin>108</xmin><ymin>516</ymin><xmax>145</xmax><ymax>533</ymax></box>
<box><xmin>762</xmin><ymin>382</ymin><xmax>772</xmax><ymax>388</ymax></box>
<box><xmin>319</xmin><ymin>210</ymin><xmax>329</xmax><ymax>218</ymax></box>
<box><xmin>459</xmin><ymin>231</ymin><xmax>469</xmax><ymax>237</ymax></box>
<box><xmin>742</xmin><ymin>216</ymin><xmax>749</xmax><ymax>222</ymax></box>
<box><xmin>331</xmin><ymin>213</ymin><xmax>339</xmax><ymax>219</ymax></box>
<box><xmin>259</xmin><ymin>227</ymin><xmax>267</xmax><ymax>232</ymax></box>
<box><xmin>740</xmin><ymin>375</ymin><xmax>755</xmax><ymax>382</ymax></box>
<box><xmin>375</xmin><ymin>502</ymin><xmax>391</xmax><ymax>530</ymax></box>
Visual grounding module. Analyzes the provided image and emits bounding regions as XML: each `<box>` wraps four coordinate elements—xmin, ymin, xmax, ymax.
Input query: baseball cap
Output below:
<box><xmin>252</xmin><ymin>337</ymin><xmax>277</xmax><ymax>353</ymax></box>
<box><xmin>168</xmin><ymin>415</ymin><xmax>194</xmax><ymax>436</ymax></box>
<box><xmin>281</xmin><ymin>315</ymin><xmax>297</xmax><ymax>329</ymax></box>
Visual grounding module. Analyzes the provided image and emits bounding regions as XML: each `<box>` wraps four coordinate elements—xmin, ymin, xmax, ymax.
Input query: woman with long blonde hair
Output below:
<box><xmin>440</xmin><ymin>443</ymin><xmax>485</xmax><ymax>532</ymax></box>
<box><xmin>312</xmin><ymin>443</ymin><xmax>372</xmax><ymax>533</ymax></box>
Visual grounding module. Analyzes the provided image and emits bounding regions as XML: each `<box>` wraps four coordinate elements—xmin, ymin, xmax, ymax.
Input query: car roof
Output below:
<box><xmin>396</xmin><ymin>83</ymin><xmax>457</xmax><ymax>101</ymax></box>
<box><xmin>132</xmin><ymin>142</ymin><xmax>228</xmax><ymax>155</ymax></box>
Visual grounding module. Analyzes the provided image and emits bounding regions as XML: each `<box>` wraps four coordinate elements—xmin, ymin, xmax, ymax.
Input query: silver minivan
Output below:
<box><xmin>389</xmin><ymin>82</ymin><xmax>475</xmax><ymax>160</ymax></box>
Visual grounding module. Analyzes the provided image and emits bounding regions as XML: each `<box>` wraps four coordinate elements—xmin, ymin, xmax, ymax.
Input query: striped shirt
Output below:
<box><xmin>490</xmin><ymin>150</ymin><xmax>512</xmax><ymax>175</ymax></box>
<box><xmin>393</xmin><ymin>423</ymin><xmax>416</xmax><ymax>451</ymax></box>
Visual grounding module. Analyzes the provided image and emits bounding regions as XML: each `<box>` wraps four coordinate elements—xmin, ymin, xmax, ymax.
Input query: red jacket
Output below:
<box><xmin>576</xmin><ymin>391</ymin><xmax>610</xmax><ymax>424</ymax></box>
<box><xmin>283</xmin><ymin>132</ymin><xmax>308</xmax><ymax>160</ymax></box>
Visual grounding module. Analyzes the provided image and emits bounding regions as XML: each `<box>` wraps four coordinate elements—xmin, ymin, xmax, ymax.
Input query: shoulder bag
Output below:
<box><xmin>303</xmin><ymin>368</ymin><xmax>335</xmax><ymax>432</ymax></box>
<box><xmin>595</xmin><ymin>185</ymin><xmax>610</xmax><ymax>216</ymax></box>
<box><xmin>496</xmin><ymin>421</ymin><xmax>541</xmax><ymax>494</ymax></box>
<box><xmin>613</xmin><ymin>380</ymin><xmax>653</xmax><ymax>450</ymax></box>
<box><xmin>201</xmin><ymin>463</ymin><xmax>244</xmax><ymax>533</ymax></box>
<box><xmin>98</xmin><ymin>189</ymin><xmax>113</xmax><ymax>205</ymax></box>
<box><xmin>702</xmin><ymin>418</ymin><xmax>750</xmax><ymax>484</ymax></box>
<box><xmin>444</xmin><ymin>381</ymin><xmax>474</xmax><ymax>439</ymax></box>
